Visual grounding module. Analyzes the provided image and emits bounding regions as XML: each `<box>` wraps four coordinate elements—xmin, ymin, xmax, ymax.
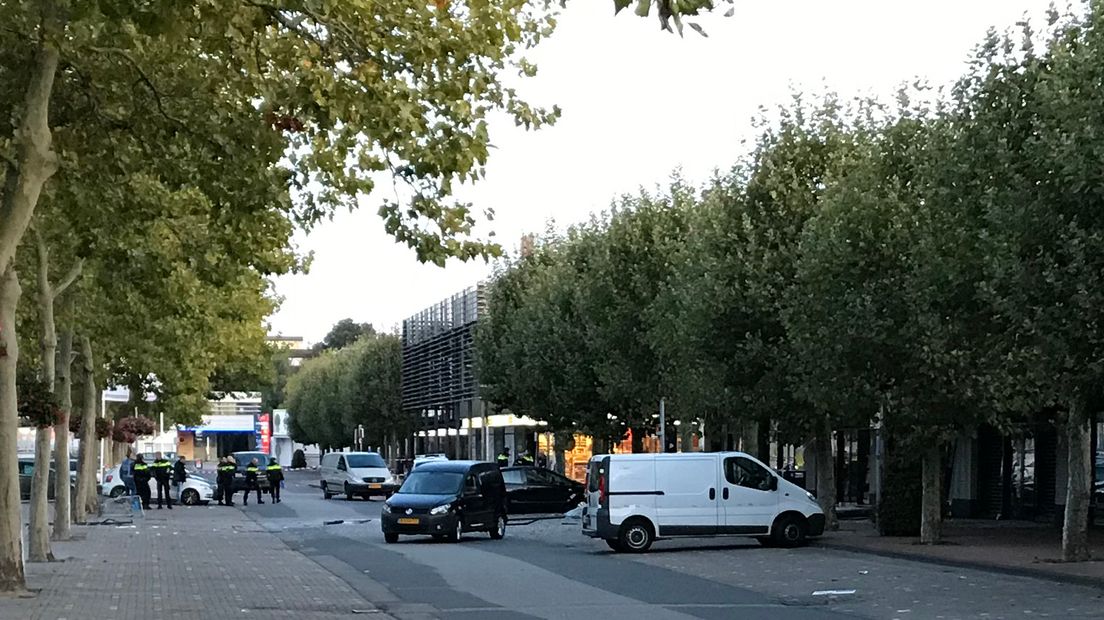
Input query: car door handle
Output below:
<box><xmin>723</xmin><ymin>488</ymin><xmax>729</xmax><ymax>500</ymax></box>
<box><xmin>709</xmin><ymin>488</ymin><xmax>715</xmax><ymax>500</ymax></box>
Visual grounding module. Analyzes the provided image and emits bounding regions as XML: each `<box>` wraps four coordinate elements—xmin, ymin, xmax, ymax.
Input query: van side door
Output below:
<box><xmin>459</xmin><ymin>472</ymin><xmax>492</xmax><ymax>530</ymax></box>
<box><xmin>653</xmin><ymin>456</ymin><xmax>719</xmax><ymax>536</ymax></box>
<box><xmin>720</xmin><ymin>456</ymin><xmax>780</xmax><ymax>534</ymax></box>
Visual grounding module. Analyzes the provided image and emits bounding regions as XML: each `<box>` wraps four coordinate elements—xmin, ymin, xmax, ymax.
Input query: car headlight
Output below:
<box><xmin>429</xmin><ymin>503</ymin><xmax>451</xmax><ymax>515</ymax></box>
<box><xmin>382</xmin><ymin>503</ymin><xmax>392</xmax><ymax>514</ymax></box>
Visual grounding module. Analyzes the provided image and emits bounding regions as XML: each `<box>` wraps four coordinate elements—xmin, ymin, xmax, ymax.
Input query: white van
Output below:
<box><xmin>320</xmin><ymin>452</ymin><xmax>398</xmax><ymax>500</ymax></box>
<box><xmin>582</xmin><ymin>452</ymin><xmax>824</xmax><ymax>552</ymax></box>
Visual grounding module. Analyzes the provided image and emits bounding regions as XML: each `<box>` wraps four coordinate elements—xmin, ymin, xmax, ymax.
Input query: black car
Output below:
<box><xmin>500</xmin><ymin>466</ymin><xmax>584</xmax><ymax>515</ymax></box>
<box><xmin>381</xmin><ymin>461</ymin><xmax>507</xmax><ymax>544</ymax></box>
<box><xmin>230</xmin><ymin>451</ymin><xmax>273</xmax><ymax>492</ymax></box>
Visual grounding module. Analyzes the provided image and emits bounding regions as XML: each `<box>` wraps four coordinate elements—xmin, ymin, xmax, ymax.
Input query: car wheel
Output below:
<box><xmin>605</xmin><ymin>539</ymin><xmax>624</xmax><ymax>552</ymax></box>
<box><xmin>384</xmin><ymin>533</ymin><xmax>399</xmax><ymax>544</ymax></box>
<box><xmin>344</xmin><ymin>482</ymin><xmax>353</xmax><ymax>500</ymax></box>
<box><xmin>449</xmin><ymin>518</ymin><xmax>463</xmax><ymax>543</ymax></box>
<box><xmin>109</xmin><ymin>486</ymin><xmax>126</xmax><ymax>498</ymax></box>
<box><xmin>618</xmin><ymin>518</ymin><xmax>654</xmax><ymax>553</ymax></box>
<box><xmin>181</xmin><ymin>489</ymin><xmax>200</xmax><ymax>506</ymax></box>
<box><xmin>772</xmin><ymin>514</ymin><xmax>808</xmax><ymax>548</ymax></box>
<box><xmin>322</xmin><ymin>482</ymin><xmax>332</xmax><ymax>500</ymax></box>
<box><xmin>489</xmin><ymin>514</ymin><xmax>506</xmax><ymax>540</ymax></box>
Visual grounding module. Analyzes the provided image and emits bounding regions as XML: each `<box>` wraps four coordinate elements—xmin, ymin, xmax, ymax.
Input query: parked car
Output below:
<box><xmin>500</xmin><ymin>466</ymin><xmax>584</xmax><ymax>514</ymax></box>
<box><xmin>582</xmin><ymin>451</ymin><xmax>825</xmax><ymax>553</ymax></box>
<box><xmin>17</xmin><ymin>456</ymin><xmax>76</xmax><ymax>501</ymax></box>
<box><xmin>100</xmin><ymin>466</ymin><xmax>215</xmax><ymax>505</ymax></box>
<box><xmin>230</xmin><ymin>451</ymin><xmax>273</xmax><ymax>492</ymax></box>
<box><xmin>381</xmin><ymin>461</ymin><xmax>507</xmax><ymax>544</ymax></box>
<box><xmin>320</xmin><ymin>451</ymin><xmax>398</xmax><ymax>500</ymax></box>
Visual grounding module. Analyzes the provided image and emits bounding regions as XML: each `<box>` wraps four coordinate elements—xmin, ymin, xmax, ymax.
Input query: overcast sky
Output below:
<box><xmin>268</xmin><ymin>0</ymin><xmax>1059</xmax><ymax>344</ymax></box>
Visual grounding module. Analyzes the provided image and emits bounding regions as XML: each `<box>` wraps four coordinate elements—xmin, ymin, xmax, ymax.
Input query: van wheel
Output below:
<box><xmin>605</xmin><ymin>539</ymin><xmax>624</xmax><ymax>552</ymax></box>
<box><xmin>772</xmin><ymin>514</ymin><xmax>808</xmax><ymax>548</ymax></box>
<box><xmin>449</xmin><ymin>518</ymin><xmax>463</xmax><ymax>543</ymax></box>
<box><xmin>344</xmin><ymin>482</ymin><xmax>353</xmax><ymax>500</ymax></box>
<box><xmin>384</xmin><ymin>533</ymin><xmax>399</xmax><ymax>544</ymax></box>
<box><xmin>618</xmin><ymin>519</ymin><xmax>654</xmax><ymax>553</ymax></box>
<box><xmin>322</xmin><ymin>482</ymin><xmax>332</xmax><ymax>499</ymax></box>
<box><xmin>489</xmin><ymin>514</ymin><xmax>506</xmax><ymax>540</ymax></box>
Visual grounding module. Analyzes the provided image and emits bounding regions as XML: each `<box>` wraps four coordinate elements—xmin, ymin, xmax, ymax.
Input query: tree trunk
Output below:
<box><xmin>814</xmin><ymin>415</ymin><xmax>839</xmax><ymax>531</ymax></box>
<box><xmin>920</xmin><ymin>441</ymin><xmax>943</xmax><ymax>544</ymax></box>
<box><xmin>28</xmin><ymin>236</ymin><xmax>57</xmax><ymax>562</ymax></box>
<box><xmin>0</xmin><ymin>19</ymin><xmax>61</xmax><ymax>277</ymax></box>
<box><xmin>1062</xmin><ymin>394</ymin><xmax>1092</xmax><ymax>562</ymax></box>
<box><xmin>26</xmin><ymin>426</ymin><xmax>53</xmax><ymax>562</ymax></box>
<box><xmin>73</xmin><ymin>336</ymin><xmax>97</xmax><ymax>525</ymax></box>
<box><xmin>0</xmin><ymin>268</ymin><xmax>26</xmax><ymax>591</ymax></box>
<box><xmin>51</xmin><ymin>327</ymin><xmax>72</xmax><ymax>541</ymax></box>
<box><xmin>742</xmin><ymin>420</ymin><xmax>758</xmax><ymax>458</ymax></box>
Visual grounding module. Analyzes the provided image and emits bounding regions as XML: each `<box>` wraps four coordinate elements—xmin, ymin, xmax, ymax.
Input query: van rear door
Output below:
<box><xmin>654</xmin><ymin>456</ymin><xmax>719</xmax><ymax>536</ymax></box>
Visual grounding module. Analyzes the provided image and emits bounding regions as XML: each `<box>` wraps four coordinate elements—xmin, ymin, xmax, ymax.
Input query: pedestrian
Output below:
<box><xmin>132</xmin><ymin>454</ymin><xmax>152</xmax><ymax>510</ymax></box>
<box><xmin>243</xmin><ymin>458</ymin><xmax>264</xmax><ymax>505</ymax></box>
<box><xmin>514</xmin><ymin>450</ymin><xmax>534</xmax><ymax>466</ymax></box>
<box><xmin>266</xmin><ymin>459</ymin><xmax>284</xmax><ymax>504</ymax></box>
<box><xmin>120</xmin><ymin>450</ymin><xmax>136</xmax><ymax>497</ymax></box>
<box><xmin>172</xmin><ymin>454</ymin><xmax>187</xmax><ymax>504</ymax></box>
<box><xmin>536</xmin><ymin>452</ymin><xmax>548</xmax><ymax>469</ymax></box>
<box><xmin>151</xmin><ymin>451</ymin><xmax>173</xmax><ymax>509</ymax></box>
<box><xmin>217</xmin><ymin>457</ymin><xmax>237</xmax><ymax>506</ymax></box>
<box><xmin>496</xmin><ymin>447</ymin><xmax>511</xmax><ymax>468</ymax></box>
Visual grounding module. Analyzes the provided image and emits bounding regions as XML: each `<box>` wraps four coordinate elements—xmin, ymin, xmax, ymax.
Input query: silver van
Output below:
<box><xmin>320</xmin><ymin>451</ymin><xmax>398</xmax><ymax>500</ymax></box>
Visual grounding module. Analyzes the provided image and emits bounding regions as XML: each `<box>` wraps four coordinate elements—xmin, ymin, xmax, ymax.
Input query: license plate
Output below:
<box><xmin>397</xmin><ymin>517</ymin><xmax>419</xmax><ymax>525</ymax></box>
<box><xmin>369</xmin><ymin>483</ymin><xmax>381</xmax><ymax>489</ymax></box>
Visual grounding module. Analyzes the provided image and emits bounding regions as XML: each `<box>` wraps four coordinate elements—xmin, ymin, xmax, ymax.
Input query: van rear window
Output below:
<box><xmin>587</xmin><ymin>459</ymin><xmax>602</xmax><ymax>493</ymax></box>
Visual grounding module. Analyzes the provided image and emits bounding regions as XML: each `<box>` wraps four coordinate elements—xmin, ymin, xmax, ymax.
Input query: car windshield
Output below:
<box><xmin>399</xmin><ymin>471</ymin><xmax>463</xmax><ymax>495</ymax></box>
<box><xmin>347</xmin><ymin>454</ymin><xmax>387</xmax><ymax>468</ymax></box>
<box><xmin>235</xmin><ymin>454</ymin><xmax>267</xmax><ymax>467</ymax></box>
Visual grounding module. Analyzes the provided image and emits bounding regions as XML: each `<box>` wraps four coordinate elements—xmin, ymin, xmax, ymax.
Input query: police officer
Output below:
<box><xmin>132</xmin><ymin>454</ymin><xmax>152</xmax><ymax>510</ymax></box>
<box><xmin>151</xmin><ymin>452</ymin><xmax>173</xmax><ymax>509</ymax></box>
<box><xmin>514</xmin><ymin>451</ymin><xmax>535</xmax><ymax>466</ymax></box>
<box><xmin>496</xmin><ymin>446</ymin><xmax>510</xmax><ymax>468</ymax></box>
<box><xmin>217</xmin><ymin>457</ymin><xmax>237</xmax><ymax>506</ymax></box>
<box><xmin>266</xmin><ymin>459</ymin><xmax>284</xmax><ymax>504</ymax></box>
<box><xmin>243</xmin><ymin>458</ymin><xmax>264</xmax><ymax>505</ymax></box>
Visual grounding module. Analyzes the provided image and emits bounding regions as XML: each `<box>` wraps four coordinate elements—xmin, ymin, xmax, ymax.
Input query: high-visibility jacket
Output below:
<box><xmin>132</xmin><ymin>462</ymin><xmax>151</xmax><ymax>484</ymax></box>
<box><xmin>265</xmin><ymin>463</ymin><xmax>284</xmax><ymax>484</ymax></box>
<box><xmin>245</xmin><ymin>465</ymin><xmax>259</xmax><ymax>485</ymax></box>
<box><xmin>151</xmin><ymin>458</ymin><xmax>172</xmax><ymax>481</ymax></box>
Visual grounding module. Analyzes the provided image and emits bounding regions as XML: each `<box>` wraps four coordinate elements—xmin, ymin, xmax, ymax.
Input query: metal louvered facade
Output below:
<box><xmin>401</xmin><ymin>286</ymin><xmax>486</xmax><ymax>447</ymax></box>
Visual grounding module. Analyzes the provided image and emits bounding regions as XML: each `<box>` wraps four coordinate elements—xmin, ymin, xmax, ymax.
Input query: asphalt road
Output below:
<box><xmin>235</xmin><ymin>471</ymin><xmax>1104</xmax><ymax>620</ymax></box>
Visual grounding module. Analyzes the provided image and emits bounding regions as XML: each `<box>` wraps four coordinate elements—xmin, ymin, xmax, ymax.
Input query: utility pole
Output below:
<box><xmin>659</xmin><ymin>398</ymin><xmax>666</xmax><ymax>453</ymax></box>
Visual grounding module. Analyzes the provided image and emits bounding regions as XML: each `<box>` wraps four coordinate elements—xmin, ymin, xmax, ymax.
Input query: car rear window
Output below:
<box><xmin>501</xmin><ymin>469</ymin><xmax>525</xmax><ymax>485</ymax></box>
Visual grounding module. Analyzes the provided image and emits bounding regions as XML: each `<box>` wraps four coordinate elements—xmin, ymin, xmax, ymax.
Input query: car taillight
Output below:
<box><xmin>106</xmin><ymin>474</ymin><xmax>113</xmax><ymax>482</ymax></box>
<box><xmin>598</xmin><ymin>472</ymin><xmax>608</xmax><ymax>507</ymax></box>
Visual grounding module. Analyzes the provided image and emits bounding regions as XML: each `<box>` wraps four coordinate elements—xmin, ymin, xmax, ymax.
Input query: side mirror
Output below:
<box><xmin>768</xmin><ymin>476</ymin><xmax>778</xmax><ymax>491</ymax></box>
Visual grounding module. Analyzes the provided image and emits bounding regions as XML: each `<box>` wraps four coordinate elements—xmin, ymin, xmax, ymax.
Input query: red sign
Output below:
<box><xmin>259</xmin><ymin>414</ymin><xmax>271</xmax><ymax>454</ymax></box>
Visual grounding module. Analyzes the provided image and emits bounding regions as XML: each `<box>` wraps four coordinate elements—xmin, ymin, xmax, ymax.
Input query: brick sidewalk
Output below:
<box><xmin>0</xmin><ymin>500</ymin><xmax>391</xmax><ymax>619</ymax></box>
<box><xmin>818</xmin><ymin>518</ymin><xmax>1104</xmax><ymax>588</ymax></box>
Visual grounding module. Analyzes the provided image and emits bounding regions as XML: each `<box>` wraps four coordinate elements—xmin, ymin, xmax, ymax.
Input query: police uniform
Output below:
<box><xmin>132</xmin><ymin>459</ymin><xmax>152</xmax><ymax>509</ymax></box>
<box><xmin>151</xmin><ymin>457</ymin><xmax>173</xmax><ymax>509</ymax></box>
<box><xmin>266</xmin><ymin>462</ymin><xmax>284</xmax><ymax>503</ymax></box>
<box><xmin>244</xmin><ymin>462</ymin><xmax>264</xmax><ymax>505</ymax></box>
<box><xmin>217</xmin><ymin>460</ymin><xmax>237</xmax><ymax>506</ymax></box>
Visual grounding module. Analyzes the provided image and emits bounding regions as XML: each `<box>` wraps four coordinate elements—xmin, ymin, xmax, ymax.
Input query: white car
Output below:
<box><xmin>412</xmin><ymin>453</ymin><xmax>448</xmax><ymax>470</ymax></box>
<box><xmin>320</xmin><ymin>451</ymin><xmax>399</xmax><ymax>500</ymax></box>
<box><xmin>101</xmin><ymin>466</ymin><xmax>216</xmax><ymax>506</ymax></box>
